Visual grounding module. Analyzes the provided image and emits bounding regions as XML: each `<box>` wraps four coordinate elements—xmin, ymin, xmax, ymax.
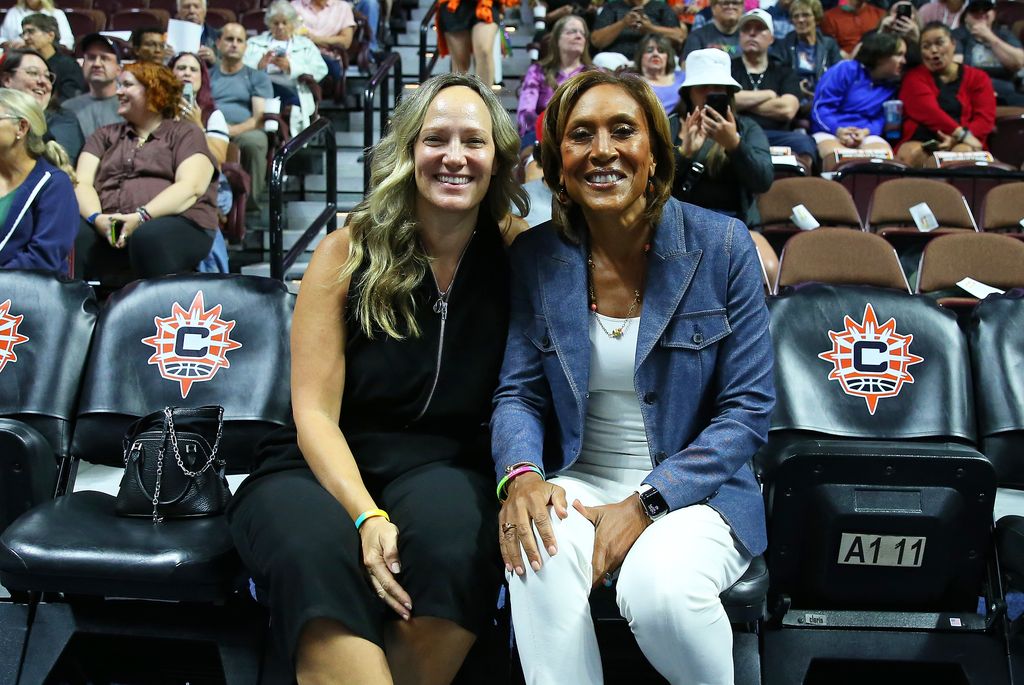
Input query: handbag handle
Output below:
<box><xmin>165</xmin><ymin>405</ymin><xmax>225</xmax><ymax>477</ymax></box>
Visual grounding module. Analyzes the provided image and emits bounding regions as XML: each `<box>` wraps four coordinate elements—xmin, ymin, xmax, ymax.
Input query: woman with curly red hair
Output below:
<box><xmin>73</xmin><ymin>61</ymin><xmax>219</xmax><ymax>284</ymax></box>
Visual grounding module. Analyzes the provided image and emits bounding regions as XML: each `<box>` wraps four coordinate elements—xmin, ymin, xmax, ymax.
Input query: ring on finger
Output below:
<box><xmin>502</xmin><ymin>522</ymin><xmax>516</xmax><ymax>533</ymax></box>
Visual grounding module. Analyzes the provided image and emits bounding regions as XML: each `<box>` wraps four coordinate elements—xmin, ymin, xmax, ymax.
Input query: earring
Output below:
<box><xmin>14</xmin><ymin>135</ymin><xmax>20</xmax><ymax>141</ymax></box>
<box><xmin>647</xmin><ymin>179</ymin><xmax>655</xmax><ymax>195</ymax></box>
<box><xmin>557</xmin><ymin>183</ymin><xmax>570</xmax><ymax>206</ymax></box>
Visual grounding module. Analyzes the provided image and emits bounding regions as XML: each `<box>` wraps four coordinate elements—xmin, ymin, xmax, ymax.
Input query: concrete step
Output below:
<box><xmin>240</xmin><ymin>260</ymin><xmax>309</xmax><ymax>282</ymax></box>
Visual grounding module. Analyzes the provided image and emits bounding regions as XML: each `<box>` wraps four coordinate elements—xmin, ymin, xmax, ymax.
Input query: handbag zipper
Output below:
<box><xmin>408</xmin><ymin>233</ymin><xmax>474</xmax><ymax>424</ymax></box>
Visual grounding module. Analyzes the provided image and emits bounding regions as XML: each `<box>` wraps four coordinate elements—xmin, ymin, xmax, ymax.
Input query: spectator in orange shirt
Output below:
<box><xmin>821</xmin><ymin>0</ymin><xmax>885</xmax><ymax>57</ymax></box>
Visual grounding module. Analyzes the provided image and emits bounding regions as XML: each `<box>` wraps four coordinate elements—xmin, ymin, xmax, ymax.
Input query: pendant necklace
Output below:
<box><xmin>587</xmin><ymin>243</ymin><xmax>650</xmax><ymax>340</ymax></box>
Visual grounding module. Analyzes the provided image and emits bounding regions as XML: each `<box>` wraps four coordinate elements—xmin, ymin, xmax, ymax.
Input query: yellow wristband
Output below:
<box><xmin>354</xmin><ymin>508</ymin><xmax>390</xmax><ymax>530</ymax></box>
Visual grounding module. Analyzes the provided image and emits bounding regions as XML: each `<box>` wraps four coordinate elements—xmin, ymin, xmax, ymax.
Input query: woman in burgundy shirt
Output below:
<box><xmin>896</xmin><ymin>21</ymin><xmax>995</xmax><ymax>167</ymax></box>
<box><xmin>73</xmin><ymin>61</ymin><xmax>218</xmax><ymax>283</ymax></box>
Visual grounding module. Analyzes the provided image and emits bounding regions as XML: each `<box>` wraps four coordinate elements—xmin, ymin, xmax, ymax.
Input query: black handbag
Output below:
<box><xmin>115</xmin><ymin>405</ymin><xmax>230</xmax><ymax>522</ymax></box>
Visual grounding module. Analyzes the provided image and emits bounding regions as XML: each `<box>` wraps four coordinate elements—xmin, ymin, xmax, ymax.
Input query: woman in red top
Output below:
<box><xmin>896</xmin><ymin>21</ymin><xmax>995</xmax><ymax>167</ymax></box>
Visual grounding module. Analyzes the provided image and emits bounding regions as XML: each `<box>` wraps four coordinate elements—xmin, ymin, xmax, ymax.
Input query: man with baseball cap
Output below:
<box><xmin>63</xmin><ymin>34</ymin><xmax>123</xmax><ymax>138</ymax></box>
<box><xmin>731</xmin><ymin>8</ymin><xmax>817</xmax><ymax>170</ymax></box>
<box><xmin>954</xmin><ymin>0</ymin><xmax>1024</xmax><ymax>104</ymax></box>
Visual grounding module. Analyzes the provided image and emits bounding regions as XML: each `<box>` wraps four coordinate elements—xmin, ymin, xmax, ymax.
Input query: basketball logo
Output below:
<box><xmin>0</xmin><ymin>299</ymin><xmax>29</xmax><ymax>375</ymax></box>
<box><xmin>818</xmin><ymin>303</ymin><xmax>923</xmax><ymax>415</ymax></box>
<box><xmin>142</xmin><ymin>291</ymin><xmax>242</xmax><ymax>398</ymax></box>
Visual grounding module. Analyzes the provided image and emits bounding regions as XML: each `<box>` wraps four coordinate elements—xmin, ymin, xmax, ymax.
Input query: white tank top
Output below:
<box><xmin>577</xmin><ymin>313</ymin><xmax>652</xmax><ymax>471</ymax></box>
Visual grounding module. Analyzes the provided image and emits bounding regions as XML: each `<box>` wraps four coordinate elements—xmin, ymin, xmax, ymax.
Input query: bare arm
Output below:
<box><xmin>292</xmin><ymin>229</ymin><xmax>413</xmax><ymax>618</ymax></box>
<box><xmin>749</xmin><ymin>93</ymin><xmax>800</xmax><ymax>122</ymax></box>
<box><xmin>985</xmin><ymin>31</ymin><xmax>1024</xmax><ymax>71</ymax></box>
<box><xmin>206</xmin><ymin>136</ymin><xmax>229</xmax><ymax>167</ymax></box>
<box><xmin>734</xmin><ymin>89</ymin><xmax>777</xmax><ymax>111</ymax></box>
<box><xmin>142</xmin><ymin>153</ymin><xmax>215</xmax><ymax>217</ymax></box>
<box><xmin>311</xmin><ymin>26</ymin><xmax>355</xmax><ymax>50</ymax></box>
<box><xmin>590</xmin><ymin>15</ymin><xmax>631</xmax><ymax>49</ymax></box>
<box><xmin>227</xmin><ymin>96</ymin><xmax>266</xmax><ymax>137</ymax></box>
<box><xmin>74</xmin><ymin>152</ymin><xmax>102</xmax><ymax>219</ymax></box>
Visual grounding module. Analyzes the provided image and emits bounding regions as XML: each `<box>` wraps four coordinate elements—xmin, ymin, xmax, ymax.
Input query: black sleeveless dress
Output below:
<box><xmin>226</xmin><ymin>217</ymin><xmax>509</xmax><ymax>660</ymax></box>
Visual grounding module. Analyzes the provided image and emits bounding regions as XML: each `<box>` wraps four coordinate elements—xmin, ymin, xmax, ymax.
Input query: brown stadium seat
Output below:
<box><xmin>748</xmin><ymin>230</ymin><xmax>778</xmax><ymax>294</ymax></box>
<box><xmin>755</xmin><ymin>176</ymin><xmax>862</xmax><ymax>255</ymax></box>
<box><xmin>918</xmin><ymin>232</ymin><xmax>1024</xmax><ymax>295</ymax></box>
<box><xmin>775</xmin><ymin>228</ymin><xmax>909</xmax><ymax>294</ymax></box>
<box><xmin>981</xmin><ymin>181</ymin><xmax>1024</xmax><ymax>233</ymax></box>
<box><xmin>108</xmin><ymin>7</ymin><xmax>169</xmax><ymax>31</ymax></box>
<box><xmin>917</xmin><ymin>232</ymin><xmax>1024</xmax><ymax>322</ymax></box>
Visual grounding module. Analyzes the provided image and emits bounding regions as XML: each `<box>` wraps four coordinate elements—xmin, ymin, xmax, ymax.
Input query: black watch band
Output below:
<box><xmin>638</xmin><ymin>485</ymin><xmax>669</xmax><ymax>521</ymax></box>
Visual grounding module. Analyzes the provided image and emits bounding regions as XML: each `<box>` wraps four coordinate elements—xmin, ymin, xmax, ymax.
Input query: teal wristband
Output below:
<box><xmin>354</xmin><ymin>508</ymin><xmax>389</xmax><ymax>530</ymax></box>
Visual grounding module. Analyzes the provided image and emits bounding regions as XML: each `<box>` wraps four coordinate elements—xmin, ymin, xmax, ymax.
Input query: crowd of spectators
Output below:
<box><xmin>1</xmin><ymin>0</ymin><xmax>1022</xmax><ymax>281</ymax></box>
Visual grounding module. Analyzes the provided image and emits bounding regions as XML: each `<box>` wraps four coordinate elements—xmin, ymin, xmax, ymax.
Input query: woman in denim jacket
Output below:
<box><xmin>491</xmin><ymin>70</ymin><xmax>774</xmax><ymax>685</ymax></box>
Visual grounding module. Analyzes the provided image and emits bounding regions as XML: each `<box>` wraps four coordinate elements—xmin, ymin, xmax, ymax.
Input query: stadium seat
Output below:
<box><xmin>989</xmin><ymin>114</ymin><xmax>1024</xmax><ymax>169</ymax></box>
<box><xmin>758</xmin><ymin>284</ymin><xmax>1005</xmax><ymax>684</ymax></box>
<box><xmin>917</xmin><ymin>233</ymin><xmax>1024</xmax><ymax>322</ymax></box>
<box><xmin>970</xmin><ymin>292</ymin><xmax>1024</xmax><ymax>683</ymax></box>
<box><xmin>145</xmin><ymin>0</ymin><xmax>177</xmax><ymax>13</ymax></box>
<box><xmin>108</xmin><ymin>8</ymin><xmax>170</xmax><ymax>31</ymax></box>
<box><xmin>867</xmin><ymin>177</ymin><xmax>978</xmax><ymax>285</ymax></box>
<box><xmin>204</xmin><ymin>7</ymin><xmax>236</xmax><ymax>28</ymax></box>
<box><xmin>0</xmin><ymin>274</ymin><xmax>294</xmax><ymax>684</ymax></box>
<box><xmin>755</xmin><ymin>177</ymin><xmax>863</xmax><ymax>255</ymax></box>
<box><xmin>967</xmin><ymin>291</ymin><xmax>1024</xmax><ymax>488</ymax></box>
<box><xmin>749</xmin><ymin>230</ymin><xmax>779</xmax><ymax>294</ymax></box>
<box><xmin>65</xmin><ymin>8</ymin><xmax>106</xmax><ymax>38</ymax></box>
<box><xmin>774</xmin><ymin>228</ymin><xmax>909</xmax><ymax>294</ymax></box>
<box><xmin>981</xmin><ymin>181</ymin><xmax>1024</xmax><ymax>233</ymax></box>
<box><xmin>221</xmin><ymin>146</ymin><xmax>252</xmax><ymax>244</ymax></box>
<box><xmin>0</xmin><ymin>272</ymin><xmax>95</xmax><ymax>682</ymax></box>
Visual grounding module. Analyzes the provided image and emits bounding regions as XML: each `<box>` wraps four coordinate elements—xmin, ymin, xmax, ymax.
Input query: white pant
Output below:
<box><xmin>507</xmin><ymin>468</ymin><xmax>751</xmax><ymax>685</ymax></box>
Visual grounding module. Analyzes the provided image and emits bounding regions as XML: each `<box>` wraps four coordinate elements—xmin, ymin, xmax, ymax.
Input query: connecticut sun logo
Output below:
<box><xmin>142</xmin><ymin>291</ymin><xmax>242</xmax><ymax>398</ymax></box>
<box><xmin>818</xmin><ymin>303</ymin><xmax>924</xmax><ymax>415</ymax></box>
<box><xmin>0</xmin><ymin>299</ymin><xmax>29</xmax><ymax>374</ymax></box>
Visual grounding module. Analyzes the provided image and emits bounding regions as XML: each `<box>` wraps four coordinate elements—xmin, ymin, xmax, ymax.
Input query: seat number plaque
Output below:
<box><xmin>837</xmin><ymin>533</ymin><xmax>926</xmax><ymax>568</ymax></box>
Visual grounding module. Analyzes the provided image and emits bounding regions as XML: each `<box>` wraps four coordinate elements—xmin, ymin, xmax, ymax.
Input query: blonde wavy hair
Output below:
<box><xmin>342</xmin><ymin>73</ymin><xmax>528</xmax><ymax>340</ymax></box>
<box><xmin>0</xmin><ymin>88</ymin><xmax>75</xmax><ymax>184</ymax></box>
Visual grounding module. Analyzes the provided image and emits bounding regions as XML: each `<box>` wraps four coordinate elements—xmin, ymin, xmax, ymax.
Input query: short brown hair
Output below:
<box><xmin>789</xmin><ymin>0</ymin><xmax>823</xmax><ymax>23</ymax></box>
<box><xmin>540</xmin><ymin>70</ymin><xmax>676</xmax><ymax>243</ymax></box>
<box><xmin>124</xmin><ymin>61</ymin><xmax>181</xmax><ymax>118</ymax></box>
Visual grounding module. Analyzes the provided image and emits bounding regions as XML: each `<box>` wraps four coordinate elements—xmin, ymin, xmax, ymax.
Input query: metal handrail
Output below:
<box><xmin>269</xmin><ymin>116</ymin><xmax>338</xmax><ymax>281</ymax></box>
<box><xmin>419</xmin><ymin>1</ymin><xmax>439</xmax><ymax>82</ymax></box>
<box><xmin>363</xmin><ymin>51</ymin><xmax>403</xmax><ymax>192</ymax></box>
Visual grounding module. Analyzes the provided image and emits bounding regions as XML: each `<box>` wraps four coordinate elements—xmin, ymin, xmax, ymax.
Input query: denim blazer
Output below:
<box><xmin>491</xmin><ymin>198</ymin><xmax>773</xmax><ymax>556</ymax></box>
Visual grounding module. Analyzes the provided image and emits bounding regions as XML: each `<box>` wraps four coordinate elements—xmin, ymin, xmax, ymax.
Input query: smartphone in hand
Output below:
<box><xmin>705</xmin><ymin>92</ymin><xmax>730</xmax><ymax>118</ymax></box>
<box><xmin>109</xmin><ymin>218</ymin><xmax>123</xmax><ymax>245</ymax></box>
<box><xmin>182</xmin><ymin>81</ymin><xmax>195</xmax><ymax>105</ymax></box>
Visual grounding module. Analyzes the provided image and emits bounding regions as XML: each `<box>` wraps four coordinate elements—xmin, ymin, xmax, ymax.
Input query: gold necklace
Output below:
<box><xmin>587</xmin><ymin>244</ymin><xmax>649</xmax><ymax>340</ymax></box>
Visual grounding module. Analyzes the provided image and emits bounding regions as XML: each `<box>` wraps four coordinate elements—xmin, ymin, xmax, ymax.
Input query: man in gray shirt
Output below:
<box><xmin>210</xmin><ymin>23</ymin><xmax>274</xmax><ymax>212</ymax></box>
<box><xmin>62</xmin><ymin>33</ymin><xmax>122</xmax><ymax>138</ymax></box>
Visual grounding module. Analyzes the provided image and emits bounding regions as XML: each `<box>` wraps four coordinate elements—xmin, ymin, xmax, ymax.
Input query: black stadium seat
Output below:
<box><xmin>968</xmin><ymin>291</ymin><xmax>1024</xmax><ymax>488</ymax></box>
<box><xmin>758</xmin><ymin>284</ymin><xmax>1007</xmax><ymax>683</ymax></box>
<box><xmin>0</xmin><ymin>274</ymin><xmax>294</xmax><ymax>684</ymax></box>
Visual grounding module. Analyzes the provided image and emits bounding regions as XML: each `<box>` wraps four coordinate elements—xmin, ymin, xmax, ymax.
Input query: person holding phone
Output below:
<box><xmin>170</xmin><ymin>52</ymin><xmax>229</xmax><ymax>167</ymax></box>
<box><xmin>243</xmin><ymin>0</ymin><xmax>327</xmax><ymax>136</ymax></box>
<box><xmin>771</xmin><ymin>0</ymin><xmax>841</xmax><ymax>110</ymax></box>
<box><xmin>170</xmin><ymin>51</ymin><xmax>232</xmax><ymax>220</ymax></box>
<box><xmin>73</xmin><ymin>62</ymin><xmax>219</xmax><ymax>284</ymax></box>
<box><xmin>895</xmin><ymin>21</ymin><xmax>995</xmax><ymax>167</ymax></box>
<box><xmin>672</xmin><ymin>48</ymin><xmax>773</xmax><ymax>226</ymax></box>
<box><xmin>589</xmin><ymin>0</ymin><xmax>687</xmax><ymax>71</ymax></box>
<box><xmin>856</xmin><ymin>1</ymin><xmax>922</xmax><ymax>67</ymax></box>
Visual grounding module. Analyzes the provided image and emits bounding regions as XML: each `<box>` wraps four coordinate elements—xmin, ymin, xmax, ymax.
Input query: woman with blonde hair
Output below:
<box><xmin>227</xmin><ymin>72</ymin><xmax>527</xmax><ymax>685</ymax></box>
<box><xmin>0</xmin><ymin>87</ymin><xmax>78</xmax><ymax>272</ymax></box>
<box><xmin>0</xmin><ymin>0</ymin><xmax>74</xmax><ymax>51</ymax></box>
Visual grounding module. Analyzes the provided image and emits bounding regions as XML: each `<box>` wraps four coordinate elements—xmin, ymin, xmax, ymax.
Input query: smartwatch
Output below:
<box><xmin>638</xmin><ymin>484</ymin><xmax>669</xmax><ymax>521</ymax></box>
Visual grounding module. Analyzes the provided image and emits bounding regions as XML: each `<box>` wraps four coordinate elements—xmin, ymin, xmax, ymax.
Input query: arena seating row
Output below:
<box><xmin>2</xmin><ymin>266</ymin><xmax>1024</xmax><ymax>683</ymax></box>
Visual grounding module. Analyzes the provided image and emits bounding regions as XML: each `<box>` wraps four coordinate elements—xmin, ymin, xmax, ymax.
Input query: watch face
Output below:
<box><xmin>641</xmin><ymin>489</ymin><xmax>668</xmax><ymax>518</ymax></box>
